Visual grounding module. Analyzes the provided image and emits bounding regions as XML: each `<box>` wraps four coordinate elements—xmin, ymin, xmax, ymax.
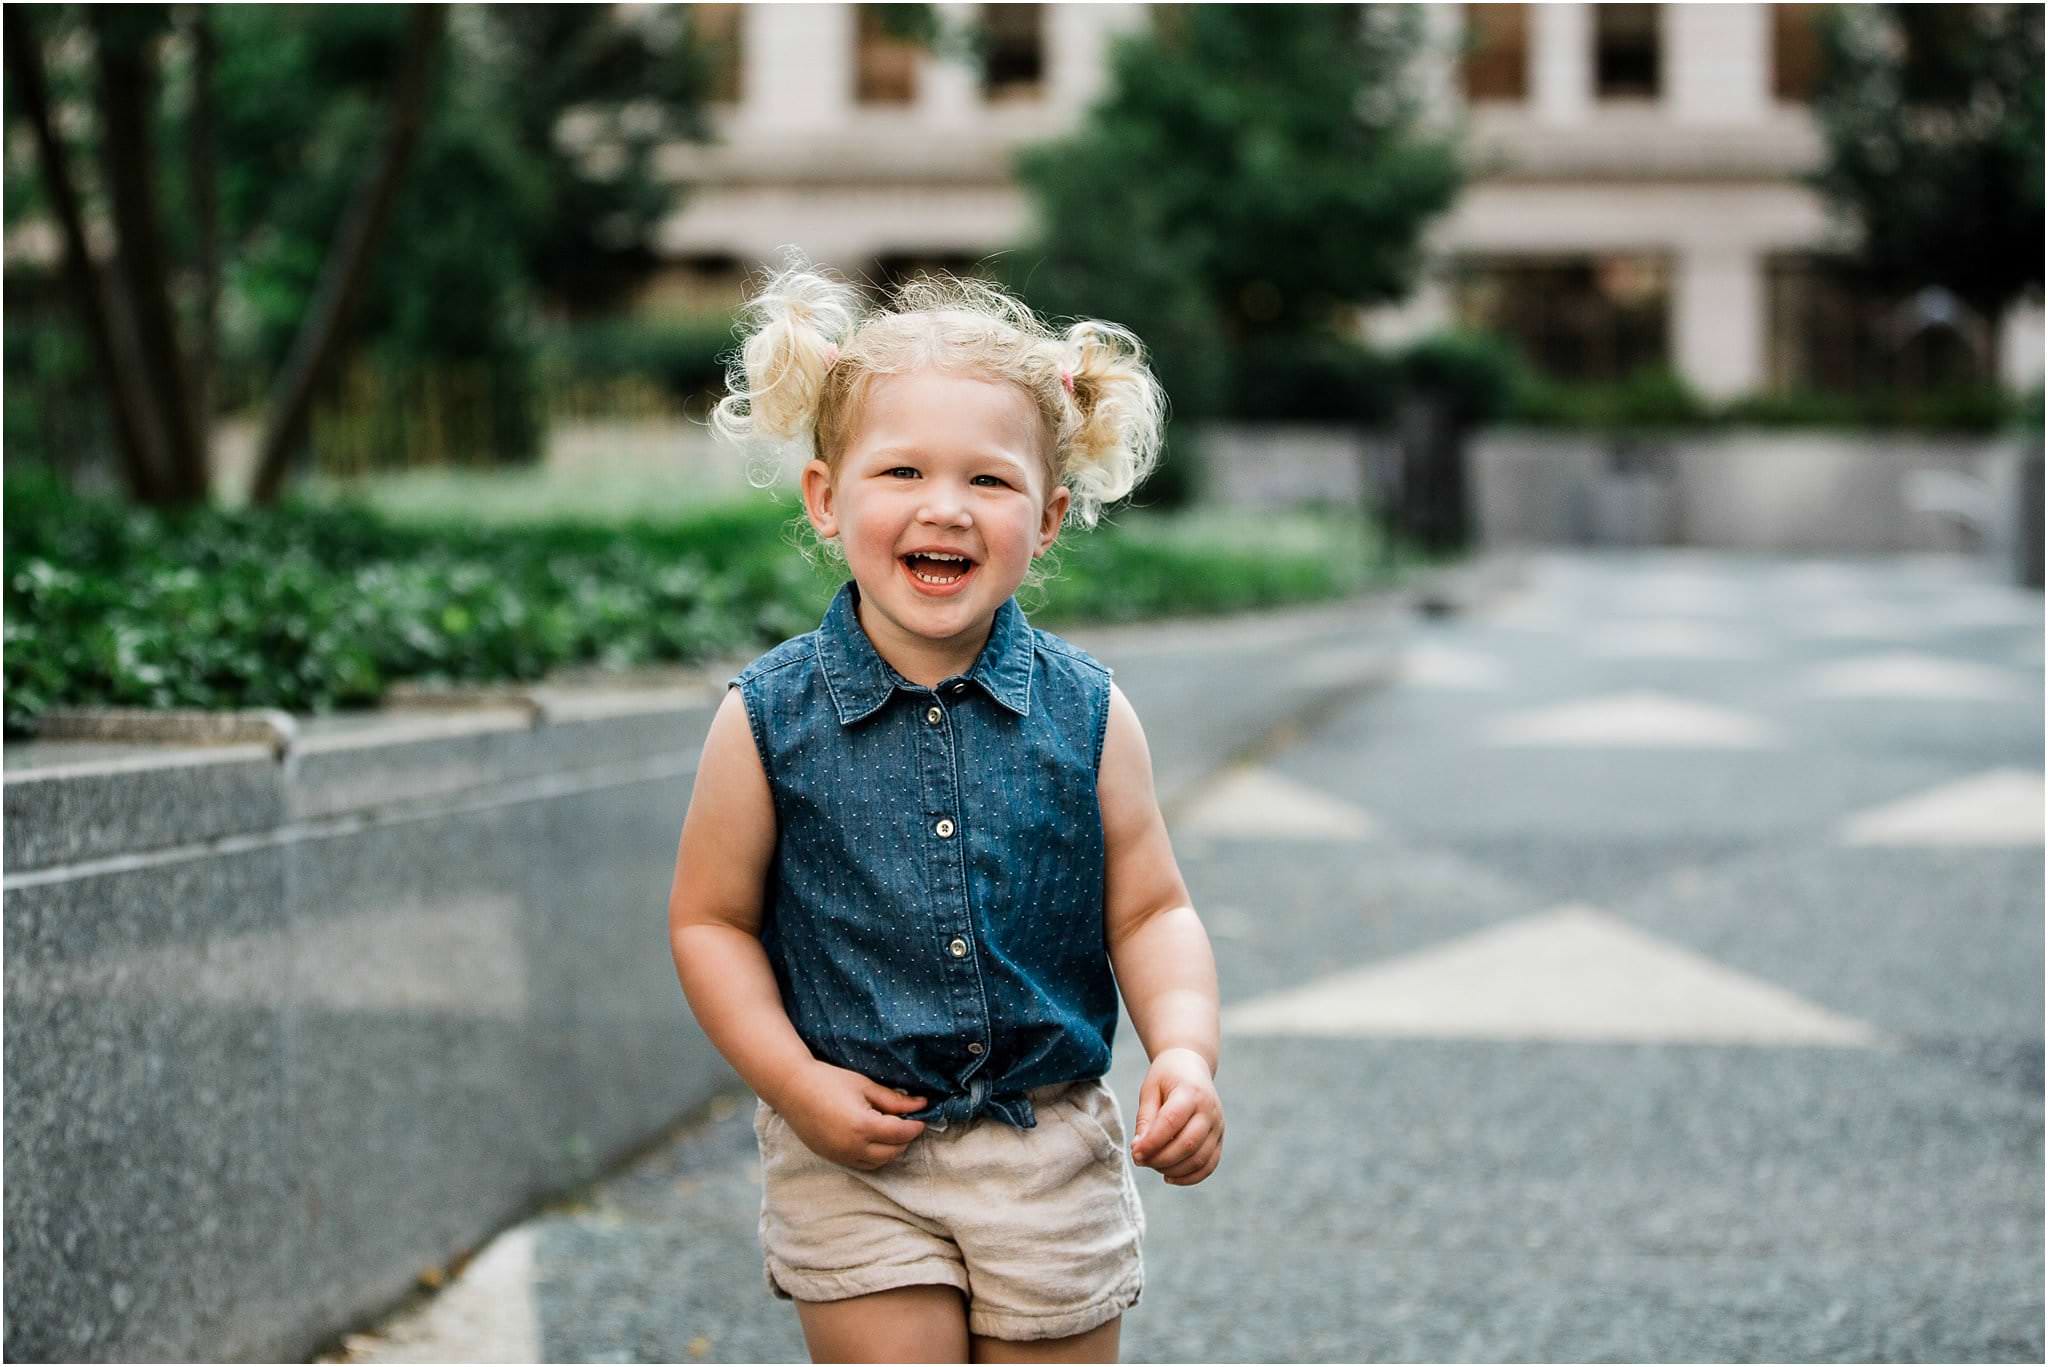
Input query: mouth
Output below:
<box><xmin>898</xmin><ymin>551</ymin><xmax>979</xmax><ymax>598</ymax></box>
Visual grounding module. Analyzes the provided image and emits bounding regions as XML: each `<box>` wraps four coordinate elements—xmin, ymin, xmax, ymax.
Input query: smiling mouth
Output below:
<box><xmin>902</xmin><ymin>553</ymin><xmax>974</xmax><ymax>584</ymax></box>
<box><xmin>900</xmin><ymin>553</ymin><xmax>977</xmax><ymax>592</ymax></box>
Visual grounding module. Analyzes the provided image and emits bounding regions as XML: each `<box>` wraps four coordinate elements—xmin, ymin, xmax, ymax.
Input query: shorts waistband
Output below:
<box><xmin>915</xmin><ymin>1077</ymin><xmax>1093</xmax><ymax>1133</ymax></box>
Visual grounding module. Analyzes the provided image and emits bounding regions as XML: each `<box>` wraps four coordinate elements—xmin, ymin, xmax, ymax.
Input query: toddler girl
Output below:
<box><xmin>667</xmin><ymin>261</ymin><xmax>1222</xmax><ymax>1364</ymax></box>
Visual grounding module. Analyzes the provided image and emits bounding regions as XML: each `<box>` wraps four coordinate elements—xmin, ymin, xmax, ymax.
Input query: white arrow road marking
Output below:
<box><xmin>1485</xmin><ymin>692</ymin><xmax>1777</xmax><ymax>748</ymax></box>
<box><xmin>1586</xmin><ymin>620</ymin><xmax>1761</xmax><ymax>659</ymax></box>
<box><xmin>1800</xmin><ymin>651</ymin><xmax>2028</xmax><ymax>700</ymax></box>
<box><xmin>1397</xmin><ymin>643</ymin><xmax>1507</xmax><ymax>690</ymax></box>
<box><xmin>1840</xmin><ymin>769</ymin><xmax>2045</xmax><ymax>847</ymax></box>
<box><xmin>1223</xmin><ymin>904</ymin><xmax>1885</xmax><ymax>1047</ymax></box>
<box><xmin>1175</xmin><ymin>766</ymin><xmax>1378</xmax><ymax>840</ymax></box>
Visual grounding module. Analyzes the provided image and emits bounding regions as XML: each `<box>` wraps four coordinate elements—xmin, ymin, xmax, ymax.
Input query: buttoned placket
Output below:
<box><xmin>913</xmin><ymin>681</ymin><xmax>993</xmax><ymax>1126</ymax></box>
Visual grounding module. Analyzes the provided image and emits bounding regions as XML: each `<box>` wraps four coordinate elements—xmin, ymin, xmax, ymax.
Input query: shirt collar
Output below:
<box><xmin>814</xmin><ymin>578</ymin><xmax>1034</xmax><ymax>726</ymax></box>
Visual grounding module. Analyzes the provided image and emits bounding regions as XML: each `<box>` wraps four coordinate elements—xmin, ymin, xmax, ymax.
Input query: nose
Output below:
<box><xmin>917</xmin><ymin>488</ymin><xmax>972</xmax><ymax>528</ymax></box>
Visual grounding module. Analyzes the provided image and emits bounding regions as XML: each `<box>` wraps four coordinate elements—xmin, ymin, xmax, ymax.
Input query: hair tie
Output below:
<box><xmin>822</xmin><ymin>344</ymin><xmax>841</xmax><ymax>369</ymax></box>
<box><xmin>1059</xmin><ymin>368</ymin><xmax>1075</xmax><ymax>396</ymax></box>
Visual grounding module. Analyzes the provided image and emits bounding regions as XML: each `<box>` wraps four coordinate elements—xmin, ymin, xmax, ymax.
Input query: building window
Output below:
<box><xmin>981</xmin><ymin>4</ymin><xmax>1045</xmax><ymax>103</ymax></box>
<box><xmin>690</xmin><ymin>4</ymin><xmax>743</xmax><ymax>105</ymax></box>
<box><xmin>1770</xmin><ymin>4</ymin><xmax>1824</xmax><ymax>103</ymax></box>
<box><xmin>1766</xmin><ymin>256</ymin><xmax>1996</xmax><ymax>393</ymax></box>
<box><xmin>1461</xmin><ymin>4</ymin><xmax>1528</xmax><ymax>103</ymax></box>
<box><xmin>1453</xmin><ymin>254</ymin><xmax>1672</xmax><ymax>383</ymax></box>
<box><xmin>1595</xmin><ymin>4</ymin><xmax>1661</xmax><ymax>100</ymax></box>
<box><xmin>856</xmin><ymin>6</ymin><xmax>921</xmax><ymax>105</ymax></box>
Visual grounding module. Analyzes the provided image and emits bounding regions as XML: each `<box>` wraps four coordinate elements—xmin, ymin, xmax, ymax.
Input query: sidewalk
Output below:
<box><xmin>324</xmin><ymin>548</ymin><xmax>2040</xmax><ymax>1364</ymax></box>
<box><xmin>309</xmin><ymin>566</ymin><xmax>1502</xmax><ymax>1365</ymax></box>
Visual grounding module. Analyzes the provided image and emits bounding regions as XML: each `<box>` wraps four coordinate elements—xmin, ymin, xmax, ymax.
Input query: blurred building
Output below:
<box><xmin>646</xmin><ymin>2</ymin><xmax>2043</xmax><ymax>398</ymax></box>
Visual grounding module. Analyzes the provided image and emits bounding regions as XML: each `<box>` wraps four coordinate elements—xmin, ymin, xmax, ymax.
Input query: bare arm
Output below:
<box><xmin>1100</xmin><ymin>681</ymin><xmax>1219</xmax><ymax>1078</ymax></box>
<box><xmin>667</xmin><ymin>687</ymin><xmax>815</xmax><ymax>1112</ymax></box>
<box><xmin>669</xmin><ymin>687</ymin><xmax>932</xmax><ymax>1169</ymax></box>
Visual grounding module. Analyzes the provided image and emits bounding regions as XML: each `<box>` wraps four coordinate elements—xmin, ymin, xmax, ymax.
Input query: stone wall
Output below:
<box><xmin>3</xmin><ymin>690</ymin><xmax>726</xmax><ymax>1362</ymax></box>
<box><xmin>0</xmin><ymin>588</ymin><xmax>1424</xmax><ymax>1362</ymax></box>
<box><xmin>1191</xmin><ymin>421</ymin><xmax>2035</xmax><ymax>574</ymax></box>
<box><xmin>1466</xmin><ymin>429</ymin><xmax>2036</xmax><ymax>562</ymax></box>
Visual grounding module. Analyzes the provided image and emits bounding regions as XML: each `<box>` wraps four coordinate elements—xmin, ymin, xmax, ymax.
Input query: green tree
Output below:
<box><xmin>1007</xmin><ymin>5</ymin><xmax>1463</xmax><ymax>428</ymax></box>
<box><xmin>6</xmin><ymin>3</ymin><xmax>446</xmax><ymax>506</ymax></box>
<box><xmin>4</xmin><ymin>3</ymin><xmax>718</xmax><ymax>506</ymax></box>
<box><xmin>1808</xmin><ymin>4</ymin><xmax>2044</xmax><ymax>338</ymax></box>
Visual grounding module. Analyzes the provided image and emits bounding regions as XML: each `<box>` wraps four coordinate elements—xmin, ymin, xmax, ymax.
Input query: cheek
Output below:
<box><xmin>992</xmin><ymin>509</ymin><xmax>1047</xmax><ymax>556</ymax></box>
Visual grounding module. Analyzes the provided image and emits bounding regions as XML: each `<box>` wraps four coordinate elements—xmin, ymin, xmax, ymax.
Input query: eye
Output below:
<box><xmin>974</xmin><ymin>475</ymin><xmax>1008</xmax><ymax>488</ymax></box>
<box><xmin>884</xmin><ymin>466</ymin><xmax>918</xmax><ymax>478</ymax></box>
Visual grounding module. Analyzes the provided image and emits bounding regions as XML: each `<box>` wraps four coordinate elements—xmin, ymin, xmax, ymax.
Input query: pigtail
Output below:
<box><xmin>1056</xmin><ymin>320</ymin><xmax>1167</xmax><ymax>530</ymax></box>
<box><xmin>711</xmin><ymin>258</ymin><xmax>860</xmax><ymax>448</ymax></box>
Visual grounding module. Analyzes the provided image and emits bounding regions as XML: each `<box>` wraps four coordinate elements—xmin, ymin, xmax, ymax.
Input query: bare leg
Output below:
<box><xmin>795</xmin><ymin>1284</ymin><xmax>971</xmax><ymax>1364</ymax></box>
<box><xmin>970</xmin><ymin>1315</ymin><xmax>1120</xmax><ymax>1364</ymax></box>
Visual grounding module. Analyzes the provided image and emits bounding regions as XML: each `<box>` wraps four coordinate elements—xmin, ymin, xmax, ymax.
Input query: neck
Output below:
<box><xmin>852</xmin><ymin>587</ymin><xmax>995</xmax><ymax>689</ymax></box>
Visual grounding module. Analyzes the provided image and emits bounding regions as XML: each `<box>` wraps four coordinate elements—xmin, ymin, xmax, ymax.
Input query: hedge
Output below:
<box><xmin>3</xmin><ymin>468</ymin><xmax>1394</xmax><ymax>736</ymax></box>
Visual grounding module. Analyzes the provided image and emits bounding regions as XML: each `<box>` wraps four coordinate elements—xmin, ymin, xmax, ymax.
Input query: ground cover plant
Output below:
<box><xmin>3</xmin><ymin>466</ymin><xmax>1401</xmax><ymax>736</ymax></box>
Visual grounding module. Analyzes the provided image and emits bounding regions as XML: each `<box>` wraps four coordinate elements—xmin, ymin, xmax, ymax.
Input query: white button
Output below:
<box><xmin>967</xmin><ymin>1042</ymin><xmax>984</xmax><ymax>1055</ymax></box>
<box><xmin>935</xmin><ymin>818</ymin><xmax>955</xmax><ymax>838</ymax></box>
<box><xmin>949</xmin><ymin>937</ymin><xmax>968</xmax><ymax>957</ymax></box>
<box><xmin>926</xmin><ymin>706</ymin><xmax>942</xmax><ymax>724</ymax></box>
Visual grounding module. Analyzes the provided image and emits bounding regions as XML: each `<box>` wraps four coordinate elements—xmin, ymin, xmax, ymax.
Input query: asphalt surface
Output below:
<box><xmin>336</xmin><ymin>549</ymin><xmax>2044</xmax><ymax>1364</ymax></box>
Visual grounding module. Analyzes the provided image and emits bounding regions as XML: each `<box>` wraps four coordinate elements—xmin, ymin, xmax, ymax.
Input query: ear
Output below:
<box><xmin>1035</xmin><ymin>483</ymin><xmax>1071</xmax><ymax>556</ymax></box>
<box><xmin>800</xmin><ymin>458</ymin><xmax>838</xmax><ymax>541</ymax></box>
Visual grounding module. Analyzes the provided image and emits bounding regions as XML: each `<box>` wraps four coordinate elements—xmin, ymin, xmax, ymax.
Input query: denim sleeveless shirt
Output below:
<box><xmin>728</xmin><ymin>578</ymin><xmax>1117</xmax><ymax>1132</ymax></box>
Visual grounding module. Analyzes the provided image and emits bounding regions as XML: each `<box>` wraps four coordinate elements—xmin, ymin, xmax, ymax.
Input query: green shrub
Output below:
<box><xmin>3</xmin><ymin>470</ymin><xmax>1398</xmax><ymax>735</ymax></box>
<box><xmin>1397</xmin><ymin>330</ymin><xmax>1523</xmax><ymax>426</ymax></box>
<box><xmin>1511</xmin><ymin>368</ymin><xmax>1714</xmax><ymax>430</ymax></box>
<box><xmin>1720</xmin><ymin>384</ymin><xmax>2021</xmax><ymax>433</ymax></box>
<box><xmin>539</xmin><ymin>314</ymin><xmax>739</xmax><ymax>409</ymax></box>
<box><xmin>1230</xmin><ymin>335</ymin><xmax>1400</xmax><ymax>423</ymax></box>
<box><xmin>2016</xmin><ymin>382</ymin><xmax>2046</xmax><ymax>437</ymax></box>
<box><xmin>1508</xmin><ymin>367</ymin><xmax>2024</xmax><ymax>433</ymax></box>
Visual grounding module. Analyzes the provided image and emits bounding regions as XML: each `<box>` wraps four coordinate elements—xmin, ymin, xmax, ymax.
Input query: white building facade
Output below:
<box><xmin>646</xmin><ymin>3</ymin><xmax>2043</xmax><ymax>396</ymax></box>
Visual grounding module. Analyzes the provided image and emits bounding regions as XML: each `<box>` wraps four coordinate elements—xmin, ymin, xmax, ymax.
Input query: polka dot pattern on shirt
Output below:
<box><xmin>728</xmin><ymin>578</ymin><xmax>1117</xmax><ymax>1132</ymax></box>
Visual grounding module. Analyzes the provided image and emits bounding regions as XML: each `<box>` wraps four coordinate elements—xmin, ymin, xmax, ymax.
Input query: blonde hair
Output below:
<box><xmin>711</xmin><ymin>255</ymin><xmax>1167</xmax><ymax>581</ymax></box>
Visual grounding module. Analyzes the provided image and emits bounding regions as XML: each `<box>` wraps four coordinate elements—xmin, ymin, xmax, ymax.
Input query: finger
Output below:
<box><xmin>1131</xmin><ymin>1116</ymin><xmax>1176</xmax><ymax>1166</ymax></box>
<box><xmin>1138</xmin><ymin>1098</ymin><xmax>1196</xmax><ymax>1164</ymax></box>
<box><xmin>1161</xmin><ymin>1134</ymin><xmax>1217</xmax><ymax>1181</ymax></box>
<box><xmin>867</xmin><ymin>1114</ymin><xmax>927</xmax><ymax>1143</ymax></box>
<box><xmin>1132</xmin><ymin>1087</ymin><xmax>1180</xmax><ymax>1160</ymax></box>
<box><xmin>865</xmin><ymin>1141</ymin><xmax>914</xmax><ymax>1168</ymax></box>
<box><xmin>1164</xmin><ymin>1148</ymin><xmax>1219</xmax><ymax>1186</ymax></box>
<box><xmin>868</xmin><ymin>1085</ymin><xmax>929</xmax><ymax>1113</ymax></box>
<box><xmin>1147</xmin><ymin>1112</ymin><xmax>1211</xmax><ymax>1170</ymax></box>
<box><xmin>1133</xmin><ymin>1076</ymin><xmax>1163</xmax><ymax>1146</ymax></box>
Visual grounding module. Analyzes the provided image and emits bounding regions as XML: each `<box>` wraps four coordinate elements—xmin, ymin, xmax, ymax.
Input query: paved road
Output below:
<box><xmin>337</xmin><ymin>550</ymin><xmax>2043</xmax><ymax>1364</ymax></box>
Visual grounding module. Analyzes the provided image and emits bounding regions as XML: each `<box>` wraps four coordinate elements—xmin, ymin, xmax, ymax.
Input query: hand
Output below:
<box><xmin>1130</xmin><ymin>1047</ymin><xmax>1223</xmax><ymax>1186</ymax></box>
<box><xmin>774</xmin><ymin>1061</ymin><xmax>928</xmax><ymax>1170</ymax></box>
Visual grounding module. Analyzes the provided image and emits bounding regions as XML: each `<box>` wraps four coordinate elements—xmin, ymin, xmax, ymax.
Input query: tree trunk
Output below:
<box><xmin>93</xmin><ymin>5</ymin><xmax>209</xmax><ymax>504</ymax></box>
<box><xmin>249</xmin><ymin>4</ymin><xmax>446</xmax><ymax>507</ymax></box>
<box><xmin>3</xmin><ymin>7</ymin><xmax>171</xmax><ymax>502</ymax></box>
<box><xmin>185</xmin><ymin>4</ymin><xmax>219</xmax><ymax>497</ymax></box>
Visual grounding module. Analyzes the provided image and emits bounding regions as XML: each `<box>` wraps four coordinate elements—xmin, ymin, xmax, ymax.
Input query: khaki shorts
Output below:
<box><xmin>754</xmin><ymin>1077</ymin><xmax>1146</xmax><ymax>1342</ymax></box>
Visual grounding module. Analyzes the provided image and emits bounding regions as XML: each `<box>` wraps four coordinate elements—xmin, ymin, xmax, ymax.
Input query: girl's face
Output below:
<box><xmin>802</xmin><ymin>367</ymin><xmax>1070</xmax><ymax>660</ymax></box>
